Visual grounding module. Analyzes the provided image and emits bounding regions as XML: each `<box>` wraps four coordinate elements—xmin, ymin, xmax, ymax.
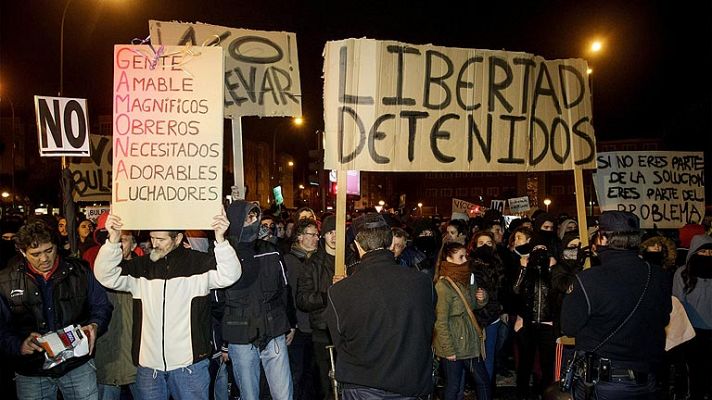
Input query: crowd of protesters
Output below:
<box><xmin>1</xmin><ymin>204</ymin><xmax>711</xmax><ymax>400</ymax></box>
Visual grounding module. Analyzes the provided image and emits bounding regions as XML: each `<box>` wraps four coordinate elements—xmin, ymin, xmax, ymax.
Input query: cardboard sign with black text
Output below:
<box><xmin>592</xmin><ymin>151</ymin><xmax>705</xmax><ymax>229</ymax></box>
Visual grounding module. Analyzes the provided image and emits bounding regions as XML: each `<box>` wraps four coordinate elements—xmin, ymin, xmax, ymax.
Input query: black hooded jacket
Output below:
<box><xmin>222</xmin><ymin>201</ymin><xmax>293</xmax><ymax>346</ymax></box>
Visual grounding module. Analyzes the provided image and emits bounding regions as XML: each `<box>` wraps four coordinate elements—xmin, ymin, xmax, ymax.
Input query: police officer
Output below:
<box><xmin>561</xmin><ymin>211</ymin><xmax>671</xmax><ymax>399</ymax></box>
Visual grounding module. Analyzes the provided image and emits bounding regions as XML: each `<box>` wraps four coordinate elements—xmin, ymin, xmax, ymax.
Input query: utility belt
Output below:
<box><xmin>582</xmin><ymin>353</ymin><xmax>649</xmax><ymax>384</ymax></box>
<box><xmin>561</xmin><ymin>352</ymin><xmax>650</xmax><ymax>392</ymax></box>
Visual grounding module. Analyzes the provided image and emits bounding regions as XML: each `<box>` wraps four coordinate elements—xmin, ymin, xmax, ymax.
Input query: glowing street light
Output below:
<box><xmin>287</xmin><ymin>161</ymin><xmax>294</xmax><ymax>167</ymax></box>
<box><xmin>293</xmin><ymin>116</ymin><xmax>304</xmax><ymax>126</ymax></box>
<box><xmin>587</xmin><ymin>68</ymin><xmax>593</xmax><ymax>75</ymax></box>
<box><xmin>590</xmin><ymin>41</ymin><xmax>603</xmax><ymax>53</ymax></box>
<box><xmin>417</xmin><ymin>202</ymin><xmax>423</xmax><ymax>216</ymax></box>
<box><xmin>543</xmin><ymin>198</ymin><xmax>552</xmax><ymax>212</ymax></box>
<box><xmin>1</xmin><ymin>192</ymin><xmax>9</xmax><ymax>199</ymax></box>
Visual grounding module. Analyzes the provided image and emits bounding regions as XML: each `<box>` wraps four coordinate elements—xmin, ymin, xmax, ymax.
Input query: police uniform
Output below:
<box><xmin>560</xmin><ymin>211</ymin><xmax>671</xmax><ymax>399</ymax></box>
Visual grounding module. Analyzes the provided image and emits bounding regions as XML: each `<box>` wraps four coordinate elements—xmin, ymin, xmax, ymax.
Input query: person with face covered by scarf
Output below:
<box><xmin>434</xmin><ymin>242</ymin><xmax>491</xmax><ymax>400</ymax></box>
<box><xmin>223</xmin><ymin>200</ymin><xmax>296</xmax><ymax>400</ymax></box>
<box><xmin>513</xmin><ymin>234</ymin><xmax>557</xmax><ymax>399</ymax></box>
<box><xmin>533</xmin><ymin>213</ymin><xmax>560</xmax><ymax>263</ymax></box>
<box><xmin>672</xmin><ymin>234</ymin><xmax>712</xmax><ymax>399</ymax></box>
<box><xmin>550</xmin><ymin>232</ymin><xmax>584</xmax><ymax>338</ymax></box>
<box><xmin>470</xmin><ymin>231</ymin><xmax>506</xmax><ymax>388</ymax></box>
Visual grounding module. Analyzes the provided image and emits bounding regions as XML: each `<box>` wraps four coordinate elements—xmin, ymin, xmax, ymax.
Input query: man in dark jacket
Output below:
<box><xmin>0</xmin><ymin>221</ymin><xmax>112</xmax><ymax>399</ymax></box>
<box><xmin>562</xmin><ymin>211</ymin><xmax>671</xmax><ymax>400</ymax></box>
<box><xmin>297</xmin><ymin>215</ymin><xmax>337</xmax><ymax>399</ymax></box>
<box><xmin>224</xmin><ymin>200</ymin><xmax>294</xmax><ymax>400</ymax></box>
<box><xmin>326</xmin><ymin>213</ymin><xmax>435</xmax><ymax>399</ymax></box>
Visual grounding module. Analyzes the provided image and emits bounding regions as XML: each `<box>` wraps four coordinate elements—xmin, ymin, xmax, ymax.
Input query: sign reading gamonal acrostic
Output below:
<box><xmin>149</xmin><ymin>20</ymin><xmax>302</xmax><ymax>118</ymax></box>
<box><xmin>34</xmin><ymin>96</ymin><xmax>90</xmax><ymax>157</ymax></box>
<box><xmin>69</xmin><ymin>135</ymin><xmax>112</xmax><ymax>201</ymax></box>
<box><xmin>323</xmin><ymin>39</ymin><xmax>596</xmax><ymax>172</ymax></box>
<box><xmin>592</xmin><ymin>151</ymin><xmax>705</xmax><ymax>229</ymax></box>
<box><xmin>112</xmin><ymin>45</ymin><xmax>224</xmax><ymax>229</ymax></box>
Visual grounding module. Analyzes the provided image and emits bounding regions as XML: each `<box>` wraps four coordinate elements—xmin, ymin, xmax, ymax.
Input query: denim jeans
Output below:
<box><xmin>442</xmin><ymin>357</ymin><xmax>491</xmax><ymax>400</ymax></box>
<box><xmin>98</xmin><ymin>383</ymin><xmax>137</xmax><ymax>400</ymax></box>
<box><xmin>134</xmin><ymin>358</ymin><xmax>210</xmax><ymax>400</ymax></box>
<box><xmin>15</xmin><ymin>359</ymin><xmax>99</xmax><ymax>400</ymax></box>
<box><xmin>483</xmin><ymin>320</ymin><xmax>501</xmax><ymax>381</ymax></box>
<box><xmin>228</xmin><ymin>335</ymin><xmax>293</xmax><ymax>400</ymax></box>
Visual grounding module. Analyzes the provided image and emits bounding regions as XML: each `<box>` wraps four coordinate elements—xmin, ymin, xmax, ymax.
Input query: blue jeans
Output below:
<box><xmin>135</xmin><ymin>358</ymin><xmax>210</xmax><ymax>400</ymax></box>
<box><xmin>442</xmin><ymin>357</ymin><xmax>491</xmax><ymax>400</ymax></box>
<box><xmin>228</xmin><ymin>335</ymin><xmax>293</xmax><ymax>400</ymax></box>
<box><xmin>98</xmin><ymin>383</ymin><xmax>137</xmax><ymax>400</ymax></box>
<box><xmin>15</xmin><ymin>360</ymin><xmax>99</xmax><ymax>400</ymax></box>
<box><xmin>484</xmin><ymin>320</ymin><xmax>501</xmax><ymax>381</ymax></box>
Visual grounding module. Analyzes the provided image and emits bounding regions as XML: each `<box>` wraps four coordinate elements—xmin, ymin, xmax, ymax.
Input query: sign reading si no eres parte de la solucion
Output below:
<box><xmin>323</xmin><ymin>38</ymin><xmax>597</xmax><ymax>173</ymax></box>
<box><xmin>592</xmin><ymin>151</ymin><xmax>705</xmax><ymax>229</ymax></box>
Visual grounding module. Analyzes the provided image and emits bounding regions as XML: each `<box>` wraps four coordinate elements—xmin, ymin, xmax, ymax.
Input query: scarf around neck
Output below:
<box><xmin>439</xmin><ymin>260</ymin><xmax>471</xmax><ymax>286</ymax></box>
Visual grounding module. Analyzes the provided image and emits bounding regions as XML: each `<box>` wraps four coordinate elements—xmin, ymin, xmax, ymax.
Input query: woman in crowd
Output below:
<box><xmin>672</xmin><ymin>234</ymin><xmax>712</xmax><ymax>399</ymax></box>
<box><xmin>470</xmin><ymin>231</ymin><xmax>506</xmax><ymax>387</ymax></box>
<box><xmin>433</xmin><ymin>242</ymin><xmax>491</xmax><ymax>400</ymax></box>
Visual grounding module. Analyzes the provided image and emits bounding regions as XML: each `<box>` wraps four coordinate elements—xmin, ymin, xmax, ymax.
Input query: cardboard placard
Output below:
<box><xmin>323</xmin><ymin>39</ymin><xmax>596</xmax><ymax>172</ymax></box>
<box><xmin>149</xmin><ymin>20</ymin><xmax>302</xmax><ymax>118</ymax></box>
<box><xmin>69</xmin><ymin>135</ymin><xmax>112</xmax><ymax>201</ymax></box>
<box><xmin>508</xmin><ymin>196</ymin><xmax>530</xmax><ymax>213</ymax></box>
<box><xmin>34</xmin><ymin>96</ymin><xmax>90</xmax><ymax>157</ymax></box>
<box><xmin>592</xmin><ymin>151</ymin><xmax>705</xmax><ymax>229</ymax></box>
<box><xmin>111</xmin><ymin>45</ymin><xmax>224</xmax><ymax>229</ymax></box>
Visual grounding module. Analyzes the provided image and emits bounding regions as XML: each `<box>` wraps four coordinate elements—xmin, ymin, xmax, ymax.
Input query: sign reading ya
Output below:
<box><xmin>34</xmin><ymin>96</ymin><xmax>90</xmax><ymax>156</ymax></box>
<box><xmin>323</xmin><ymin>39</ymin><xmax>596</xmax><ymax>172</ymax></box>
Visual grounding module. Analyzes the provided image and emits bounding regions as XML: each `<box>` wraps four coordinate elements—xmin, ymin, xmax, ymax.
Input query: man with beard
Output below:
<box><xmin>94</xmin><ymin>210</ymin><xmax>242</xmax><ymax>400</ymax></box>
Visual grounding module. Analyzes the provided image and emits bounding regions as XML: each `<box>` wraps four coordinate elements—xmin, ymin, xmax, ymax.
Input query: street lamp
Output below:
<box><xmin>543</xmin><ymin>198</ymin><xmax>552</xmax><ymax>212</ymax></box>
<box><xmin>417</xmin><ymin>202</ymin><xmax>423</xmax><ymax>216</ymax></box>
<box><xmin>60</xmin><ymin>0</ymin><xmax>77</xmax><ymax>96</ymax></box>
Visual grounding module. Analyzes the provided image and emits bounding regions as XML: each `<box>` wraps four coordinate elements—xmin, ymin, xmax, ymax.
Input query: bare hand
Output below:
<box><xmin>519</xmin><ymin>256</ymin><xmax>528</xmax><ymax>268</ymax></box>
<box><xmin>82</xmin><ymin>323</ymin><xmax>98</xmax><ymax>354</ymax></box>
<box><xmin>221</xmin><ymin>351</ymin><xmax>229</xmax><ymax>363</ymax></box>
<box><xmin>105</xmin><ymin>214</ymin><xmax>123</xmax><ymax>244</ymax></box>
<box><xmin>475</xmin><ymin>288</ymin><xmax>486</xmax><ymax>302</ymax></box>
<box><xmin>446</xmin><ymin>355</ymin><xmax>457</xmax><ymax>361</ymax></box>
<box><xmin>20</xmin><ymin>333</ymin><xmax>43</xmax><ymax>355</ymax></box>
<box><xmin>332</xmin><ymin>274</ymin><xmax>346</xmax><ymax>284</ymax></box>
<box><xmin>286</xmin><ymin>329</ymin><xmax>296</xmax><ymax>346</ymax></box>
<box><xmin>212</xmin><ymin>206</ymin><xmax>230</xmax><ymax>243</ymax></box>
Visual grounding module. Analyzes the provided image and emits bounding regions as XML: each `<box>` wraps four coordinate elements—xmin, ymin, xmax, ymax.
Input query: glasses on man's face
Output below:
<box><xmin>303</xmin><ymin>232</ymin><xmax>320</xmax><ymax>239</ymax></box>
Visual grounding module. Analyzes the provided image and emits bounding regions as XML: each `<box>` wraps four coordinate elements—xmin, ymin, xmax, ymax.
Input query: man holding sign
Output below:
<box><xmin>94</xmin><ymin>209</ymin><xmax>241</xmax><ymax>399</ymax></box>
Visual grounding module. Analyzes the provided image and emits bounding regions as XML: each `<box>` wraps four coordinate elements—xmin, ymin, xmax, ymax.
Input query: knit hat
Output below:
<box><xmin>561</xmin><ymin>231</ymin><xmax>580</xmax><ymax>248</ymax></box>
<box><xmin>679</xmin><ymin>224</ymin><xmax>705</xmax><ymax>249</ymax></box>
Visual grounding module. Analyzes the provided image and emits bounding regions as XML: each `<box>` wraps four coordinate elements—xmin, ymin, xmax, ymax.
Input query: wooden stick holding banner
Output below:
<box><xmin>573</xmin><ymin>168</ymin><xmax>590</xmax><ymax>268</ymax></box>
<box><xmin>335</xmin><ymin>170</ymin><xmax>347</xmax><ymax>278</ymax></box>
<box><xmin>231</xmin><ymin>118</ymin><xmax>246</xmax><ymax>200</ymax></box>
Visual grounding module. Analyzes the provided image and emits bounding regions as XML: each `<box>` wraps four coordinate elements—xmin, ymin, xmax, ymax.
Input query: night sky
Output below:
<box><xmin>1</xmin><ymin>0</ymin><xmax>711</xmax><ymax>186</ymax></box>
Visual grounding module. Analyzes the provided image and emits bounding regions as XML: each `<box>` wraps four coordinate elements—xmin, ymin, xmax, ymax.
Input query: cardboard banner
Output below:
<box><xmin>508</xmin><ymin>196</ymin><xmax>531</xmax><ymax>213</ymax></box>
<box><xmin>323</xmin><ymin>39</ymin><xmax>596</xmax><ymax>172</ymax></box>
<box><xmin>69</xmin><ymin>135</ymin><xmax>112</xmax><ymax>201</ymax></box>
<box><xmin>490</xmin><ymin>200</ymin><xmax>505</xmax><ymax>213</ymax></box>
<box><xmin>149</xmin><ymin>20</ymin><xmax>302</xmax><ymax>118</ymax></box>
<box><xmin>84</xmin><ymin>205</ymin><xmax>111</xmax><ymax>223</ymax></box>
<box><xmin>452</xmin><ymin>198</ymin><xmax>477</xmax><ymax>213</ymax></box>
<box><xmin>34</xmin><ymin>96</ymin><xmax>90</xmax><ymax>157</ymax></box>
<box><xmin>112</xmin><ymin>45</ymin><xmax>224</xmax><ymax>229</ymax></box>
<box><xmin>592</xmin><ymin>151</ymin><xmax>705</xmax><ymax>229</ymax></box>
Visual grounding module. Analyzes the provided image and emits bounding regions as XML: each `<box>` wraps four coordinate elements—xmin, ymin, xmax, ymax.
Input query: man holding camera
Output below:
<box><xmin>561</xmin><ymin>211</ymin><xmax>671</xmax><ymax>399</ymax></box>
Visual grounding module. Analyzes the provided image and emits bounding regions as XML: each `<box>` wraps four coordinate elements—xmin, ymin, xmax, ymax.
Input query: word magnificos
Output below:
<box><xmin>323</xmin><ymin>39</ymin><xmax>596</xmax><ymax>172</ymax></box>
<box><xmin>149</xmin><ymin>20</ymin><xmax>302</xmax><ymax>118</ymax></box>
<box><xmin>593</xmin><ymin>152</ymin><xmax>705</xmax><ymax>229</ymax></box>
<box><xmin>112</xmin><ymin>45</ymin><xmax>224</xmax><ymax>229</ymax></box>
